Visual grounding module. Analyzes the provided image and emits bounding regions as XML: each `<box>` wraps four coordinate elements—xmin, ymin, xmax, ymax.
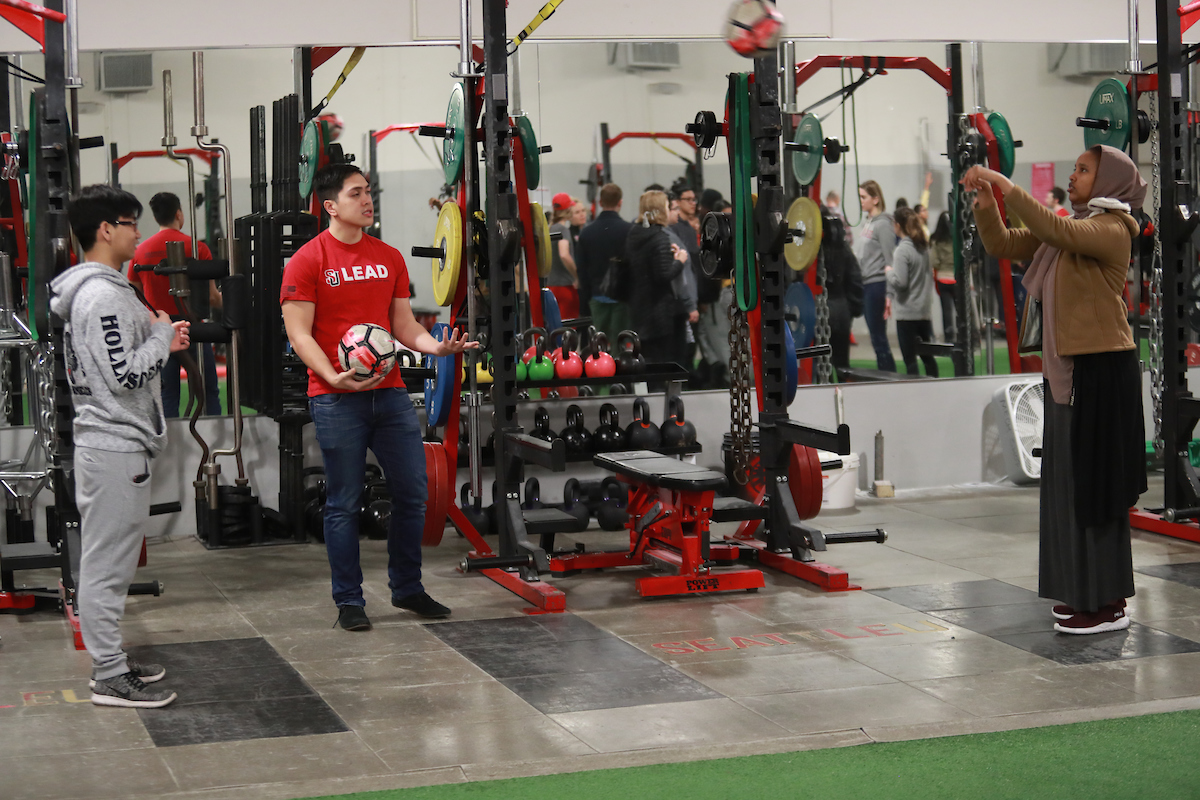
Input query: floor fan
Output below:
<box><xmin>993</xmin><ymin>379</ymin><xmax>1044</xmax><ymax>485</ymax></box>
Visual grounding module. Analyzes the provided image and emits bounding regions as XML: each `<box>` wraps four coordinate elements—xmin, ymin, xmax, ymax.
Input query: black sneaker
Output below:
<box><xmin>91</xmin><ymin>672</ymin><xmax>177</xmax><ymax>709</ymax></box>
<box><xmin>337</xmin><ymin>604</ymin><xmax>372</xmax><ymax>631</ymax></box>
<box><xmin>89</xmin><ymin>655</ymin><xmax>166</xmax><ymax>689</ymax></box>
<box><xmin>391</xmin><ymin>591</ymin><xmax>451</xmax><ymax>619</ymax></box>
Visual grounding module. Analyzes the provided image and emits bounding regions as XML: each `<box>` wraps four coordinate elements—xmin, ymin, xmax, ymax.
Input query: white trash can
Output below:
<box><xmin>817</xmin><ymin>450</ymin><xmax>859</xmax><ymax>510</ymax></box>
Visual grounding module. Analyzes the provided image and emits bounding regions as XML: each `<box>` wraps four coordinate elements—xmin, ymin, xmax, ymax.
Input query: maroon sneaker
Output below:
<box><xmin>1054</xmin><ymin>604</ymin><xmax>1130</xmax><ymax>635</ymax></box>
<box><xmin>1052</xmin><ymin>598</ymin><xmax>1125</xmax><ymax>621</ymax></box>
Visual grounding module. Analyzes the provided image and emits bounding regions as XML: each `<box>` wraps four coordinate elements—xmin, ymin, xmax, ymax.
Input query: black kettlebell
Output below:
<box><xmin>562</xmin><ymin>404</ymin><xmax>592</xmax><ymax>454</ymax></box>
<box><xmin>624</xmin><ymin>396</ymin><xmax>661</xmax><ymax>450</ymax></box>
<box><xmin>460</xmin><ymin>482</ymin><xmax>490</xmax><ymax>537</ymax></box>
<box><xmin>661</xmin><ymin>395</ymin><xmax>696</xmax><ymax>448</ymax></box>
<box><xmin>593</xmin><ymin>403</ymin><xmax>626</xmax><ymax>452</ymax></box>
<box><xmin>530</xmin><ymin>406</ymin><xmax>556</xmax><ymax>443</ymax></box>
<box><xmin>596</xmin><ymin>477</ymin><xmax>630</xmax><ymax>531</ymax></box>
<box><xmin>616</xmin><ymin>330</ymin><xmax>646</xmax><ymax>375</ymax></box>
<box><xmin>609</xmin><ymin>383</ymin><xmax>629</xmax><ymax>395</ymax></box>
<box><xmin>522</xmin><ymin>477</ymin><xmax>544</xmax><ymax>511</ymax></box>
<box><xmin>364</xmin><ymin>499</ymin><xmax>391</xmax><ymax>540</ymax></box>
<box><xmin>560</xmin><ymin>478</ymin><xmax>591</xmax><ymax>532</ymax></box>
<box><xmin>304</xmin><ymin>496</ymin><xmax>325</xmax><ymax>543</ymax></box>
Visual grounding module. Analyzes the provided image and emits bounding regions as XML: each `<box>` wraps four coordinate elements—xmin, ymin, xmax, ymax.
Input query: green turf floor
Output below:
<box><xmin>300</xmin><ymin>709</ymin><xmax>1200</xmax><ymax>800</ymax></box>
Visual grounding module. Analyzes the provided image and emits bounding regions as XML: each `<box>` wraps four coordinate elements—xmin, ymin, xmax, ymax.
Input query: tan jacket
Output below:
<box><xmin>975</xmin><ymin>185</ymin><xmax>1136</xmax><ymax>356</ymax></box>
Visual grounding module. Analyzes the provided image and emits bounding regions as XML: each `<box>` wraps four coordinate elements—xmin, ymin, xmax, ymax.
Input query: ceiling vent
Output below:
<box><xmin>608</xmin><ymin>42</ymin><xmax>680</xmax><ymax>72</ymax></box>
<box><xmin>96</xmin><ymin>52</ymin><xmax>154</xmax><ymax>93</ymax></box>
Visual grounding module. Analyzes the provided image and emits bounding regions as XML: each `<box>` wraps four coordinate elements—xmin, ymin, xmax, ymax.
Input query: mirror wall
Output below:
<box><xmin>6</xmin><ymin>39</ymin><xmax>1150</xmax><ymax>415</ymax></box>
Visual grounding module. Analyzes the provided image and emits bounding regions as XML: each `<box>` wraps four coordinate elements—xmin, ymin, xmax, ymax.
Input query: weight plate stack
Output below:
<box><xmin>298</xmin><ymin>119</ymin><xmax>323</xmax><ymax>199</ymax></box>
<box><xmin>784</xmin><ymin>197</ymin><xmax>822</xmax><ymax>271</ymax></box>
<box><xmin>531</xmin><ymin>201</ymin><xmax>553</xmax><ymax>277</ymax></box>
<box><xmin>424</xmin><ymin>322</ymin><xmax>457</xmax><ymax>428</ymax></box>
<box><xmin>986</xmin><ymin>112</ymin><xmax>1017</xmax><ymax>178</ymax></box>
<box><xmin>1081</xmin><ymin>78</ymin><xmax>1131</xmax><ymax>151</ymax></box>
<box><xmin>431</xmin><ymin>202</ymin><xmax>464</xmax><ymax>306</ymax></box>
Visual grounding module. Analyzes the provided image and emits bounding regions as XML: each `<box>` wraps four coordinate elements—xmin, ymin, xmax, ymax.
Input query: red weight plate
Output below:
<box><xmin>422</xmin><ymin>442</ymin><xmax>447</xmax><ymax>546</ymax></box>
<box><xmin>789</xmin><ymin>445</ymin><xmax>823</xmax><ymax>521</ymax></box>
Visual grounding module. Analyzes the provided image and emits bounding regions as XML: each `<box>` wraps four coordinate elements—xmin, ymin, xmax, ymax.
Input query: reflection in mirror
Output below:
<box><xmin>3</xmin><ymin>39</ymin><xmax>1138</xmax><ymax>418</ymax></box>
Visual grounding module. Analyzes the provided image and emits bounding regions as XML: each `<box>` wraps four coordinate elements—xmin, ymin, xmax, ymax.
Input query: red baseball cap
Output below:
<box><xmin>552</xmin><ymin>192</ymin><xmax>573</xmax><ymax>211</ymax></box>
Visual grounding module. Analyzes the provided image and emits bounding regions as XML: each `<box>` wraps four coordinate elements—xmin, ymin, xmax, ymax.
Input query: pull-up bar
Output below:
<box><xmin>605</xmin><ymin>131</ymin><xmax>698</xmax><ymax>150</ymax></box>
<box><xmin>794</xmin><ymin>55</ymin><xmax>952</xmax><ymax>93</ymax></box>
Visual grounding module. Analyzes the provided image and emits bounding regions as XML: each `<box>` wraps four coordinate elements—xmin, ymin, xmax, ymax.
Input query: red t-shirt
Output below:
<box><xmin>280</xmin><ymin>229</ymin><xmax>411</xmax><ymax>396</ymax></box>
<box><xmin>128</xmin><ymin>229</ymin><xmax>213</xmax><ymax>313</ymax></box>
<box><xmin>1055</xmin><ymin>207</ymin><xmax>1071</xmax><ymax>217</ymax></box>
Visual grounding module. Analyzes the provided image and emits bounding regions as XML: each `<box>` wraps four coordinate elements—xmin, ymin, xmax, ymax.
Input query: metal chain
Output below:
<box><xmin>0</xmin><ymin>348</ymin><xmax>12</xmax><ymax>423</ymax></box>
<box><xmin>728</xmin><ymin>296</ymin><xmax>753</xmax><ymax>484</ymax></box>
<box><xmin>813</xmin><ymin>251</ymin><xmax>833</xmax><ymax>383</ymax></box>
<box><xmin>33</xmin><ymin>341</ymin><xmax>55</xmax><ymax>459</ymax></box>
<box><xmin>1148</xmin><ymin>91</ymin><xmax>1165</xmax><ymax>454</ymax></box>
<box><xmin>956</xmin><ymin>114</ymin><xmax>983</xmax><ymax>363</ymax></box>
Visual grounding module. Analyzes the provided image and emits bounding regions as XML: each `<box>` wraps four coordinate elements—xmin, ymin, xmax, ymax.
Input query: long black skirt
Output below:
<box><xmin>1038</xmin><ymin>393</ymin><xmax>1135</xmax><ymax>613</ymax></box>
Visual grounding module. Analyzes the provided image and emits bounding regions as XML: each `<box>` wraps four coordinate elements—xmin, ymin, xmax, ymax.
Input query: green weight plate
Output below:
<box><xmin>1083</xmin><ymin>78</ymin><xmax>1130</xmax><ymax>151</ymax></box>
<box><xmin>789</xmin><ymin>113</ymin><xmax>823</xmax><ymax>187</ymax></box>
<box><xmin>444</xmin><ymin>84</ymin><xmax>467</xmax><ymax>185</ymax></box>
<box><xmin>987</xmin><ymin>112</ymin><xmax>1016</xmax><ymax>178</ymax></box>
<box><xmin>298</xmin><ymin>119</ymin><xmax>322</xmax><ymax>199</ymax></box>
<box><xmin>515</xmin><ymin>115</ymin><xmax>539</xmax><ymax>190</ymax></box>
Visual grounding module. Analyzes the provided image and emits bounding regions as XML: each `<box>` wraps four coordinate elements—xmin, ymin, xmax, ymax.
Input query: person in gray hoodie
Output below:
<box><xmin>857</xmin><ymin>180</ymin><xmax>897</xmax><ymax>371</ymax></box>
<box><xmin>885</xmin><ymin>206</ymin><xmax>938</xmax><ymax>377</ymax></box>
<box><xmin>50</xmin><ymin>185</ymin><xmax>190</xmax><ymax>709</ymax></box>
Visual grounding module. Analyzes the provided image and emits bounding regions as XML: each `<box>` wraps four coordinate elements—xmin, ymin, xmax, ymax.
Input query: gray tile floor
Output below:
<box><xmin>6</xmin><ymin>475</ymin><xmax>1200</xmax><ymax>800</ymax></box>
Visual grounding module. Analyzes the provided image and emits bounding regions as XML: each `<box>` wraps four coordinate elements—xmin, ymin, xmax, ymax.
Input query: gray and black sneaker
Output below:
<box><xmin>91</xmin><ymin>671</ymin><xmax>177</xmax><ymax>709</ymax></box>
<box><xmin>89</xmin><ymin>656</ymin><xmax>166</xmax><ymax>689</ymax></box>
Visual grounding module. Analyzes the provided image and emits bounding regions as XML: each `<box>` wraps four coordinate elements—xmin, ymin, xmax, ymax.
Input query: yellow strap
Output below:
<box><xmin>650</xmin><ymin>135</ymin><xmax>690</xmax><ymax>163</ymax></box>
<box><xmin>509</xmin><ymin>0</ymin><xmax>567</xmax><ymax>53</ymax></box>
<box><xmin>312</xmin><ymin>47</ymin><xmax>366</xmax><ymax>117</ymax></box>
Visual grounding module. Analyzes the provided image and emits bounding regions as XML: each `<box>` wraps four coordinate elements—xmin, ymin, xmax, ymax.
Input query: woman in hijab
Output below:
<box><xmin>962</xmin><ymin>145</ymin><xmax>1147</xmax><ymax>636</ymax></box>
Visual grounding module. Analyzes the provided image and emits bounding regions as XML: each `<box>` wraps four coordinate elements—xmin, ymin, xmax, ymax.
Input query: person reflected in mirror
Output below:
<box><xmin>281</xmin><ymin>164</ymin><xmax>476</xmax><ymax>632</ymax></box>
<box><xmin>52</xmin><ymin>185</ymin><xmax>191</xmax><ymax>709</ymax></box>
<box><xmin>823</xmin><ymin>190</ymin><xmax>854</xmax><ymax>247</ymax></box>
<box><xmin>667</xmin><ymin>195</ymin><xmax>700</xmax><ymax>375</ymax></box>
<box><xmin>857</xmin><ymin>180</ymin><xmax>897</xmax><ymax>372</ymax></box>
<box><xmin>929</xmin><ymin>211</ymin><xmax>957</xmax><ymax>343</ymax></box>
<box><xmin>129</xmin><ymin>192</ymin><xmax>221</xmax><ymax>417</ymax></box>
<box><xmin>694</xmin><ymin>188</ymin><xmax>732</xmax><ymax>388</ymax></box>
<box><xmin>1045</xmin><ymin>186</ymin><xmax>1071</xmax><ymax>217</ymax></box>
<box><xmin>963</xmin><ymin>146</ymin><xmax>1147</xmax><ymax>635</ymax></box>
<box><xmin>575</xmin><ymin>183</ymin><xmax>633</xmax><ymax>338</ymax></box>
<box><xmin>818</xmin><ymin>206</ymin><xmax>863</xmax><ymax>374</ymax></box>
<box><xmin>547</xmin><ymin>192</ymin><xmax>581</xmax><ymax>319</ymax></box>
<box><xmin>626</xmin><ymin>190</ymin><xmax>687</xmax><ymax>383</ymax></box>
<box><xmin>885</xmin><ymin>207</ymin><xmax>938</xmax><ymax>377</ymax></box>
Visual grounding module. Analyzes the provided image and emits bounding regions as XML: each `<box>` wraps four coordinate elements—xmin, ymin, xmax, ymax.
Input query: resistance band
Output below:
<box><xmin>309</xmin><ymin>46</ymin><xmax>365</xmax><ymax>121</ymax></box>
<box><xmin>508</xmin><ymin>0</ymin><xmax>567</xmax><ymax>54</ymax></box>
<box><xmin>730</xmin><ymin>73</ymin><xmax>757</xmax><ymax>312</ymax></box>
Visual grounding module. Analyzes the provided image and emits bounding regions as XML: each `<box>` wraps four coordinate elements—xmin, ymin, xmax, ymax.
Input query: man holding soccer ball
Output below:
<box><xmin>281</xmin><ymin>164</ymin><xmax>476</xmax><ymax>631</ymax></box>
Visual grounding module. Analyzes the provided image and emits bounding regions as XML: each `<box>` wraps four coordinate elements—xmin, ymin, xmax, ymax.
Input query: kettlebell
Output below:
<box><xmin>304</xmin><ymin>496</ymin><xmax>326</xmax><ymax>543</ymax></box>
<box><xmin>625</xmin><ymin>396</ymin><xmax>661</xmax><ymax>450</ymax></box>
<box><xmin>530</xmin><ymin>406</ymin><xmax>557</xmax><ymax>443</ymax></box>
<box><xmin>396</xmin><ymin>350</ymin><xmax>418</xmax><ymax>368</ymax></box>
<box><xmin>474</xmin><ymin>353</ymin><xmax>494</xmax><ymax>385</ymax></box>
<box><xmin>523</xmin><ymin>327</ymin><xmax>555</xmax><ymax>381</ymax></box>
<box><xmin>593</xmin><ymin>403</ymin><xmax>626</xmax><ymax>452</ymax></box>
<box><xmin>596</xmin><ymin>477</ymin><xmax>630</xmax><ymax>531</ymax></box>
<box><xmin>560</xmin><ymin>478</ymin><xmax>591</xmax><ymax>532</ymax></box>
<box><xmin>660</xmin><ymin>395</ymin><xmax>696</xmax><ymax>448</ymax></box>
<box><xmin>364</xmin><ymin>499</ymin><xmax>391</xmax><ymax>540</ymax></box>
<box><xmin>460</xmin><ymin>482</ymin><xmax>490</xmax><ymax>537</ymax></box>
<box><xmin>615</xmin><ymin>330</ymin><xmax>646</xmax><ymax>375</ymax></box>
<box><xmin>551</xmin><ymin>327</ymin><xmax>584</xmax><ymax>379</ymax></box>
<box><xmin>584</xmin><ymin>331</ymin><xmax>618</xmax><ymax>377</ymax></box>
<box><xmin>561</xmin><ymin>404</ymin><xmax>592</xmax><ymax>454</ymax></box>
<box><xmin>522</xmin><ymin>477</ymin><xmax>544</xmax><ymax>511</ymax></box>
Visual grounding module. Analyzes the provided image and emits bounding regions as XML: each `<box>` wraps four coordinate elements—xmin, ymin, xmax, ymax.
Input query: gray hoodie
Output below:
<box><xmin>858</xmin><ymin>212</ymin><xmax>896</xmax><ymax>285</ymax></box>
<box><xmin>49</xmin><ymin>262</ymin><xmax>174</xmax><ymax>455</ymax></box>
<box><xmin>885</xmin><ymin>237</ymin><xmax>935</xmax><ymax>321</ymax></box>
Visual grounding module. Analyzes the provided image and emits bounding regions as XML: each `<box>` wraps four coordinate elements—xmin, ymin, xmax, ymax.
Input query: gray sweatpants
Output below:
<box><xmin>76</xmin><ymin>446</ymin><xmax>152</xmax><ymax>681</ymax></box>
<box><xmin>696</xmin><ymin>285</ymin><xmax>733</xmax><ymax>367</ymax></box>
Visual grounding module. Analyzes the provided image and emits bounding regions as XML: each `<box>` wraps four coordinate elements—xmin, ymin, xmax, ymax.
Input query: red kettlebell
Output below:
<box><xmin>552</xmin><ymin>327</ymin><xmax>584</xmax><ymax>379</ymax></box>
<box><xmin>584</xmin><ymin>331</ymin><xmax>618</xmax><ymax>377</ymax></box>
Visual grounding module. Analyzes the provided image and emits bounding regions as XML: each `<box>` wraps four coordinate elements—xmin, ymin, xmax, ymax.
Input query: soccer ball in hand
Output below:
<box><xmin>338</xmin><ymin>323</ymin><xmax>397</xmax><ymax>380</ymax></box>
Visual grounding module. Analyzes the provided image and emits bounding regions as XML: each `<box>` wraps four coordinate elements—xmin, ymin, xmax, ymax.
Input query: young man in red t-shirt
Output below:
<box><xmin>128</xmin><ymin>192</ymin><xmax>221</xmax><ymax>417</ymax></box>
<box><xmin>281</xmin><ymin>164</ymin><xmax>475</xmax><ymax>631</ymax></box>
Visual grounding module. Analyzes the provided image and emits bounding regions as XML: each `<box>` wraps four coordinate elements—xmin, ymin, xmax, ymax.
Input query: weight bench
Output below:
<box><xmin>547</xmin><ymin>451</ymin><xmax>765</xmax><ymax>598</ymax></box>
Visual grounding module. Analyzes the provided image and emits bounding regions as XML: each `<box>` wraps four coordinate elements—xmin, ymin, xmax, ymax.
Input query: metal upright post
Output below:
<box><xmin>947</xmin><ymin>43</ymin><xmax>973</xmax><ymax>372</ymax></box>
<box><xmin>1157</xmin><ymin>0</ymin><xmax>1196</xmax><ymax>511</ymax></box>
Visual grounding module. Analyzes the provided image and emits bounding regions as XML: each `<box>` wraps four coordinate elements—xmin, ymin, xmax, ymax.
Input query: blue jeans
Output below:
<box><xmin>163</xmin><ymin>344</ymin><xmax>222</xmax><ymax>417</ymax></box>
<box><xmin>863</xmin><ymin>282</ymin><xmax>896</xmax><ymax>372</ymax></box>
<box><xmin>309</xmin><ymin>387</ymin><xmax>426</xmax><ymax>607</ymax></box>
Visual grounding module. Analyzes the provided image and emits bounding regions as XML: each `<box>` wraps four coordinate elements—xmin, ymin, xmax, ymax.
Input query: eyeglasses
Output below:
<box><xmin>679</xmin><ymin>196</ymin><xmax>697</xmax><ymax>203</ymax></box>
<box><xmin>108</xmin><ymin>219</ymin><xmax>137</xmax><ymax>228</ymax></box>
